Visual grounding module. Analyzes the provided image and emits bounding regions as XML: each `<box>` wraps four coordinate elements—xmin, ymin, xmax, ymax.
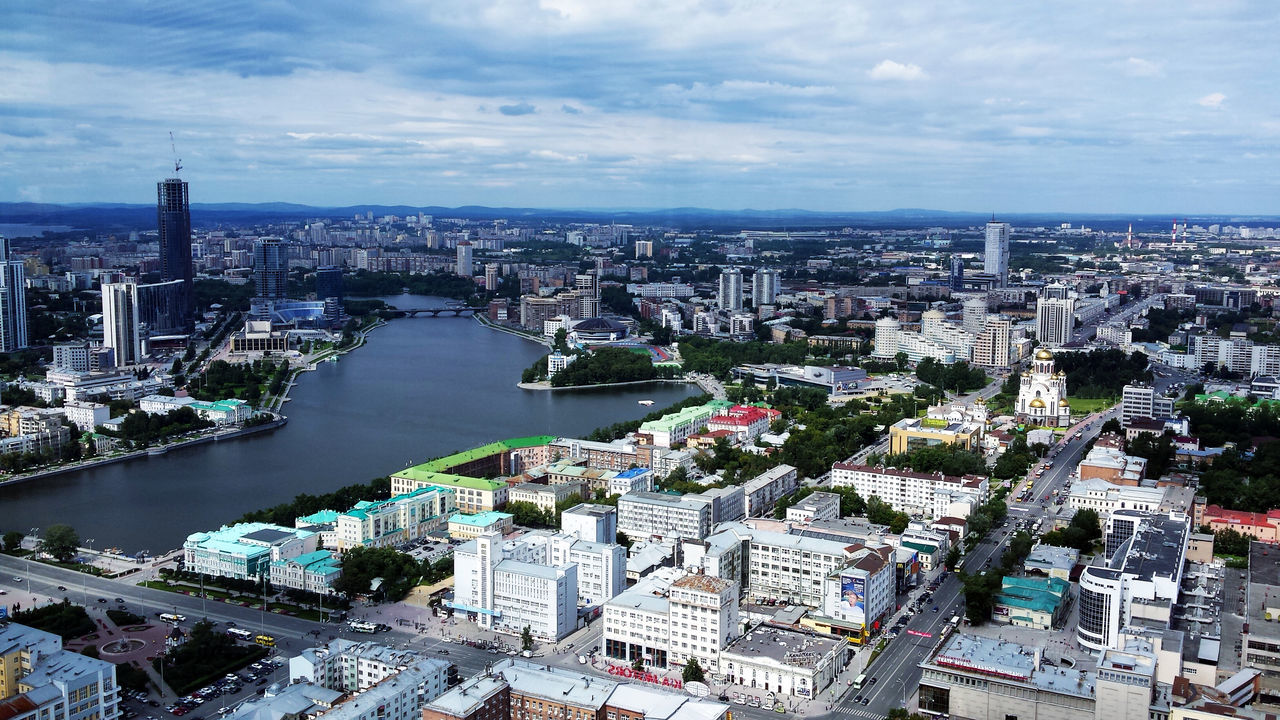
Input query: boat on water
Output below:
<box><xmin>638</xmin><ymin>400</ymin><xmax>655</xmax><ymax>406</ymax></box>
<box><xmin>325</xmin><ymin>355</ymin><xmax>339</xmax><ymax>363</ymax></box>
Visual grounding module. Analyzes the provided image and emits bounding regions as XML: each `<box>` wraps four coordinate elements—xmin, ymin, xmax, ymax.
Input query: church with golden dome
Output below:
<box><xmin>1015</xmin><ymin>347</ymin><xmax>1071</xmax><ymax>427</ymax></box>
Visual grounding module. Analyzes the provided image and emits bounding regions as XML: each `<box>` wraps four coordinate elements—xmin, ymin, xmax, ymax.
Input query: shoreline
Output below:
<box><xmin>517</xmin><ymin>378</ymin><xmax>695</xmax><ymax>392</ymax></box>
<box><xmin>0</xmin><ymin>318</ymin><xmax>388</xmax><ymax>490</ymax></box>
<box><xmin>472</xmin><ymin>313</ymin><xmax>552</xmax><ymax>347</ymax></box>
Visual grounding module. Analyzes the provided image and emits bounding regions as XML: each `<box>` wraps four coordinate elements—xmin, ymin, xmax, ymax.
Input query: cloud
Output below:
<box><xmin>867</xmin><ymin>60</ymin><xmax>926</xmax><ymax>82</ymax></box>
<box><xmin>498</xmin><ymin>102</ymin><xmax>536</xmax><ymax>116</ymax></box>
<box><xmin>1124</xmin><ymin>57</ymin><xmax>1162</xmax><ymax>77</ymax></box>
<box><xmin>1197</xmin><ymin>92</ymin><xmax>1226</xmax><ymax>108</ymax></box>
<box><xmin>561</xmin><ymin>104</ymin><xmax>582</xmax><ymax>114</ymax></box>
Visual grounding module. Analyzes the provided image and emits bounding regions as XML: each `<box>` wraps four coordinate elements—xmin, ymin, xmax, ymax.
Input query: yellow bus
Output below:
<box><xmin>254</xmin><ymin>634</ymin><xmax>275</xmax><ymax>647</ymax></box>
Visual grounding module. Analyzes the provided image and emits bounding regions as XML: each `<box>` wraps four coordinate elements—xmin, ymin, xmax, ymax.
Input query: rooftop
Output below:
<box><xmin>449</xmin><ymin>511</ymin><xmax>513</xmax><ymax>527</ymax></box>
<box><xmin>926</xmin><ymin>633</ymin><xmax>1096</xmax><ymax>699</ymax></box>
<box><xmin>721</xmin><ymin>624</ymin><xmax>841</xmax><ymax>668</ymax></box>
<box><xmin>422</xmin><ymin>673</ymin><xmax>508</xmax><ymax>718</ymax></box>
<box><xmin>562</xmin><ymin>503</ymin><xmax>616</xmax><ymax>518</ymax></box>
<box><xmin>400</xmin><ymin>436</ymin><xmax>556</xmax><ymax>475</ymax></box>
<box><xmin>494</xmin><ymin>658</ymin><xmax>618</xmax><ymax>708</ymax></box>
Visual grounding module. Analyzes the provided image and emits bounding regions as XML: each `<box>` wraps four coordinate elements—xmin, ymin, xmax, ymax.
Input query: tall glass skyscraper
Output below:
<box><xmin>0</xmin><ymin>237</ymin><xmax>27</xmax><ymax>352</ymax></box>
<box><xmin>157</xmin><ymin>177</ymin><xmax>193</xmax><ymax>326</ymax></box>
<box><xmin>253</xmin><ymin>237</ymin><xmax>287</xmax><ymax>299</ymax></box>
<box><xmin>984</xmin><ymin>220</ymin><xmax>1010</xmax><ymax>287</ymax></box>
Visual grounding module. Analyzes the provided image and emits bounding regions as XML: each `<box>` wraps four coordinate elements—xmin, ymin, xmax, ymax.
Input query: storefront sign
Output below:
<box><xmin>606</xmin><ymin>665</ymin><xmax>684</xmax><ymax>689</ymax></box>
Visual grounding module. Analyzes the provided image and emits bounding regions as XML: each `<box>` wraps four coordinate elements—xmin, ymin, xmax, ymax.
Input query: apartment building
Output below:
<box><xmin>507</xmin><ymin>482</ymin><xmax>586</xmax><ymax>514</ymax></box>
<box><xmin>830</xmin><ymin>462</ymin><xmax>988</xmax><ymax>519</ymax></box>
<box><xmin>637</xmin><ymin>404</ymin><xmax>716</xmax><ymax>448</ymax></box>
<box><xmin>289</xmin><ymin>639</ymin><xmax>448</xmax><ymax>694</ymax></box>
<box><xmin>741</xmin><ymin>465</ymin><xmax>799</xmax><ymax>518</ymax></box>
<box><xmin>743</xmin><ymin>527</ymin><xmax>853</xmax><ymax>607</ymax></box>
<box><xmin>0</xmin><ymin>623</ymin><xmax>119</xmax><ymax>720</ymax></box>
<box><xmin>786</xmin><ymin>492</ymin><xmax>841</xmax><ymax>524</ymax></box>
<box><xmin>617</xmin><ymin>492</ymin><xmax>712</xmax><ymax>541</ymax></box>
<box><xmin>1067</xmin><ymin>479</ymin><xmax>1166</xmax><ymax>518</ymax></box>
<box><xmin>388</xmin><ymin>471</ymin><xmax>507</xmax><ymax>514</ymax></box>
<box><xmin>816</xmin><ymin>546</ymin><xmax>895</xmax><ymax>644</ymax></box>
<box><xmin>560</xmin><ymin>504</ymin><xmax>617</xmax><ymax>544</ymax></box>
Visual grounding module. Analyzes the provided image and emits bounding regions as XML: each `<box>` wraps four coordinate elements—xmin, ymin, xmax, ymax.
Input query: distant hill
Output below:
<box><xmin>2</xmin><ymin>201</ymin><xmax>1278</xmax><ymax>237</ymax></box>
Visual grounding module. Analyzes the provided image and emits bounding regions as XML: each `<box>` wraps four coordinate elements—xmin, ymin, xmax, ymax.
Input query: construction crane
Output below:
<box><xmin>169</xmin><ymin>131</ymin><xmax>183</xmax><ymax>175</ymax></box>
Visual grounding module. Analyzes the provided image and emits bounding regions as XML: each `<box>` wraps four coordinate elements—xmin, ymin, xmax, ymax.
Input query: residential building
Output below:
<box><xmin>984</xmin><ymin>220</ymin><xmax>1010</xmax><ymax>287</ymax></box>
<box><xmin>269</xmin><ymin>550</ymin><xmax>342</xmax><ymax>595</ymax></box>
<box><xmin>60</xmin><ymin>400</ymin><xmax>109</xmax><ymax>433</ymax></box>
<box><xmin>289</xmin><ymin>639</ymin><xmax>448</xmax><ymax>695</ymax></box>
<box><xmin>742</xmin><ymin>464</ymin><xmax>799</xmax><ymax>518</ymax></box>
<box><xmin>448</xmin><ymin>512</ymin><xmax>515</xmax><ymax>540</ymax></box>
<box><xmin>817</xmin><ymin>546</ymin><xmax>896</xmax><ymax>643</ymax></box>
<box><xmin>101</xmin><ymin>281</ymin><xmax>143</xmax><ymax>365</ymax></box>
<box><xmin>752</xmin><ymin>269</ymin><xmax>780</xmax><ymax>306</ymax></box>
<box><xmin>719</xmin><ymin>624</ymin><xmax>844</xmax><ymax>699</ymax></box>
<box><xmin>1121</xmin><ymin>384</ymin><xmax>1177</xmax><ymax>427</ymax></box>
<box><xmin>335</xmin><ymin>485</ymin><xmax>457</xmax><ymax>551</ymax></box>
<box><xmin>1199</xmin><ymin>505</ymin><xmax>1280</xmax><ymax>544</ymax></box>
<box><xmin>157</xmin><ymin>177</ymin><xmax>193</xmax><ymax>324</ymax></box>
<box><xmin>1068</xmin><ymin>478</ymin><xmax>1164</xmax><ymax>518</ymax></box>
<box><xmin>603</xmin><ymin>569</ymin><xmax>740</xmax><ymax>673</ymax></box>
<box><xmin>0</xmin><ymin>623</ymin><xmax>119</xmax><ymax>720</ymax></box>
<box><xmin>719</xmin><ymin>268</ymin><xmax>743</xmax><ymax>311</ymax></box>
<box><xmin>1077</xmin><ymin>511</ymin><xmax>1188</xmax><ymax>653</ymax></box>
<box><xmin>689</xmin><ymin>486</ymin><xmax>746</xmax><ymax>524</ymax></box>
<box><xmin>971</xmin><ymin>315</ymin><xmax>1012</xmax><ymax>368</ymax></box>
<box><xmin>617</xmin><ymin>492</ymin><xmax>712</xmax><ymax>541</ymax></box>
<box><xmin>1243</xmin><ymin>541</ymin><xmax>1280</xmax><ymax>700</ymax></box>
<box><xmin>456</xmin><ymin>242</ymin><xmax>473</xmax><ymax>277</ymax></box>
<box><xmin>786</xmin><ymin>492</ymin><xmax>841</xmax><ymax>524</ymax></box>
<box><xmin>1015</xmin><ymin>348</ymin><xmax>1072</xmax><ymax>427</ymax></box>
<box><xmin>1037</xmin><ymin>292</ymin><xmax>1076</xmax><ymax>348</ymax></box>
<box><xmin>830</xmin><ymin>463</ymin><xmax>989</xmax><ymax>519</ymax></box>
<box><xmin>508</xmin><ymin>482</ymin><xmax>586</xmax><ymax>514</ymax></box>
<box><xmin>560</xmin><ymin>504</ymin><xmax>617</xmax><ymax>544</ymax></box>
<box><xmin>183</xmin><ymin>522</ymin><xmax>319</xmax><ymax>580</ymax></box>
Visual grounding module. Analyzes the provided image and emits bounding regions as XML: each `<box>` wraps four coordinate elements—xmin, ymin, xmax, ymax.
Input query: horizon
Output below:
<box><xmin>3</xmin><ymin>2</ymin><xmax>1278</xmax><ymax>213</ymax></box>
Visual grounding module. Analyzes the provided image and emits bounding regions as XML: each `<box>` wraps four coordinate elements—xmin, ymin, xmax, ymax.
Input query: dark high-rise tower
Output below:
<box><xmin>253</xmin><ymin>237</ymin><xmax>286</xmax><ymax>300</ymax></box>
<box><xmin>157</xmin><ymin>177</ymin><xmax>193</xmax><ymax>326</ymax></box>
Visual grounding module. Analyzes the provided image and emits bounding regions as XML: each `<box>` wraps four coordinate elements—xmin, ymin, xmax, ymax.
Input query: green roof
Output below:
<box><xmin>391</xmin><ymin>467</ymin><xmax>506</xmax><ymax>491</ymax></box>
<box><xmin>903</xmin><ymin>540</ymin><xmax>938</xmax><ymax>554</ymax></box>
<box><xmin>409</xmin><ymin>436</ymin><xmax>556</xmax><ymax>473</ymax></box>
<box><xmin>639</xmin><ymin>404</ymin><xmax>715</xmax><ymax>433</ymax></box>
<box><xmin>996</xmin><ymin>576</ymin><xmax>1069</xmax><ymax>614</ymax></box>
<box><xmin>449</xmin><ymin>511</ymin><xmax>514</xmax><ymax>527</ymax></box>
<box><xmin>296</xmin><ymin>510</ymin><xmax>339</xmax><ymax>525</ymax></box>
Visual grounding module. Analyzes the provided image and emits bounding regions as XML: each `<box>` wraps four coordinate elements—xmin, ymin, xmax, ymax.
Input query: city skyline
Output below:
<box><xmin>1</xmin><ymin>2</ymin><xmax>1278</xmax><ymax>213</ymax></box>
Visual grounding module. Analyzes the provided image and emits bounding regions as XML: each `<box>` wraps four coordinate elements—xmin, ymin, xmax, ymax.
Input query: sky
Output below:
<box><xmin>1</xmin><ymin>1</ymin><xmax>1278</xmax><ymax>213</ymax></box>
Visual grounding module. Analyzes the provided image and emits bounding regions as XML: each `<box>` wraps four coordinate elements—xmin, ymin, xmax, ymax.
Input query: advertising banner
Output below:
<box><xmin>840</xmin><ymin>573</ymin><xmax>866</xmax><ymax>626</ymax></box>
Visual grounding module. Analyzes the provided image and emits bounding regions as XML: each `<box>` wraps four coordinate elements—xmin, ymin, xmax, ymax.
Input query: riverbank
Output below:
<box><xmin>0</xmin><ymin>416</ymin><xmax>288</xmax><ymax>489</ymax></box>
<box><xmin>473</xmin><ymin>314</ymin><xmax>552</xmax><ymax>347</ymax></box>
<box><xmin>517</xmin><ymin>378</ymin><xmax>695</xmax><ymax>392</ymax></box>
<box><xmin>262</xmin><ymin>318</ymin><xmax>387</xmax><ymax>413</ymax></box>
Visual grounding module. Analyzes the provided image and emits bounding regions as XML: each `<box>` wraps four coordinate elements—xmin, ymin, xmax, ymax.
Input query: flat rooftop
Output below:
<box><xmin>721</xmin><ymin>624</ymin><xmax>840</xmax><ymax>668</ymax></box>
<box><xmin>925</xmin><ymin>633</ymin><xmax>1096</xmax><ymax>699</ymax></box>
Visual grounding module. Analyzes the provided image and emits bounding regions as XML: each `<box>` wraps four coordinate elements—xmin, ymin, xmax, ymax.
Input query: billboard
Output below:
<box><xmin>840</xmin><ymin>573</ymin><xmax>866</xmax><ymax>626</ymax></box>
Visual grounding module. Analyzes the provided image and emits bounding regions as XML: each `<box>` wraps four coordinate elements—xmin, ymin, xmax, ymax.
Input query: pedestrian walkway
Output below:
<box><xmin>829</xmin><ymin>706</ymin><xmax>883</xmax><ymax>719</ymax></box>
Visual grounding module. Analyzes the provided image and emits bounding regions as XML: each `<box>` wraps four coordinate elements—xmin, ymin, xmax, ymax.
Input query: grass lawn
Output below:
<box><xmin>1068</xmin><ymin>397</ymin><xmax>1116</xmax><ymax>414</ymax></box>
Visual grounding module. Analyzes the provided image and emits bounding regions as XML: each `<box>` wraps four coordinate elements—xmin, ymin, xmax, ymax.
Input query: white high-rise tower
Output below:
<box><xmin>102</xmin><ymin>281</ymin><xmax>143</xmax><ymax>366</ymax></box>
<box><xmin>719</xmin><ymin>268</ymin><xmax>743</xmax><ymax>312</ymax></box>
<box><xmin>984</xmin><ymin>220</ymin><xmax>1011</xmax><ymax>287</ymax></box>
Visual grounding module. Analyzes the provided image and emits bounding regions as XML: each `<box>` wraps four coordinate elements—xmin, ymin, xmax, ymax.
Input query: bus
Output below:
<box><xmin>226</xmin><ymin>628</ymin><xmax>253</xmax><ymax>641</ymax></box>
<box><xmin>254</xmin><ymin>635</ymin><xmax>275</xmax><ymax>647</ymax></box>
<box><xmin>348</xmin><ymin>620</ymin><xmax>377</xmax><ymax>634</ymax></box>
<box><xmin>160</xmin><ymin>613</ymin><xmax>186</xmax><ymax>623</ymax></box>
<box><xmin>852</xmin><ymin>674</ymin><xmax>867</xmax><ymax>690</ymax></box>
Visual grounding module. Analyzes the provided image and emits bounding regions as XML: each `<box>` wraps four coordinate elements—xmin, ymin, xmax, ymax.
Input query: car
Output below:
<box><xmin>115</xmin><ymin>597</ymin><xmax>125</xmax><ymax>603</ymax></box>
<box><xmin>436</xmin><ymin>649</ymin><xmax>449</xmax><ymax>655</ymax></box>
<box><xmin>870</xmin><ymin>677</ymin><xmax>878</xmax><ymax>684</ymax></box>
<box><xmin>853</xmin><ymin>696</ymin><xmax>863</xmax><ymax>704</ymax></box>
<box><xmin>255</xmin><ymin>679</ymin><xmax>268</xmax><ymax>686</ymax></box>
<box><xmin>12</xmin><ymin>577</ymin><xmax>21</xmax><ymax>582</ymax></box>
<box><xmin>860</xmin><ymin>697</ymin><xmax>870</xmax><ymax>706</ymax></box>
<box><xmin>933</xmin><ymin>606</ymin><xmax>939</xmax><ymax>613</ymax></box>
<box><xmin>57</xmin><ymin>585</ymin><xmax>67</xmax><ymax>591</ymax></box>
<box><xmin>97</xmin><ymin>598</ymin><xmax>108</xmax><ymax>603</ymax></box>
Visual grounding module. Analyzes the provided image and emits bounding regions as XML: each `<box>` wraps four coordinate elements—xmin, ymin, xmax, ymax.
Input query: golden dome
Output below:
<box><xmin>974</xmin><ymin>396</ymin><xmax>986</xmax><ymax>405</ymax></box>
<box><xmin>1059</xmin><ymin>397</ymin><xmax>1069</xmax><ymax>406</ymax></box>
<box><xmin>1029</xmin><ymin>398</ymin><xmax>1047</xmax><ymax>408</ymax></box>
<box><xmin>1035</xmin><ymin>348</ymin><xmax>1054</xmax><ymax>360</ymax></box>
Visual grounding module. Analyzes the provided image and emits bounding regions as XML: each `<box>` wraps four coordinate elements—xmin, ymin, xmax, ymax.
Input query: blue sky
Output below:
<box><xmin>2</xmin><ymin>1</ymin><xmax>1278</xmax><ymax>213</ymax></box>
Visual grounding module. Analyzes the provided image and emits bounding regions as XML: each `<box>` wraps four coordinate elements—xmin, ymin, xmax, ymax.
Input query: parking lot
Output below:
<box><xmin>117</xmin><ymin>658</ymin><xmax>287</xmax><ymax>720</ymax></box>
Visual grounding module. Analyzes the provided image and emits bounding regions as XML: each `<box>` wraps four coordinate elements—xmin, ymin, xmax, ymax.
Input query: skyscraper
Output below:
<box><xmin>456</xmin><ymin>242</ymin><xmax>473</xmax><ymax>277</ymax></box>
<box><xmin>1036</xmin><ymin>295</ymin><xmax>1076</xmax><ymax>347</ymax></box>
<box><xmin>575</xmin><ymin>272</ymin><xmax>600</xmax><ymax>318</ymax></box>
<box><xmin>135</xmin><ymin>279</ymin><xmax>187</xmax><ymax>336</ymax></box>
<box><xmin>984</xmin><ymin>220</ymin><xmax>1010</xmax><ymax>287</ymax></box>
<box><xmin>315</xmin><ymin>266</ymin><xmax>343</xmax><ymax>303</ymax></box>
<box><xmin>949</xmin><ymin>256</ymin><xmax>965</xmax><ymax>291</ymax></box>
<box><xmin>0</xmin><ymin>237</ymin><xmax>27</xmax><ymax>352</ymax></box>
<box><xmin>102</xmin><ymin>281</ymin><xmax>143</xmax><ymax>366</ymax></box>
<box><xmin>157</xmin><ymin>177</ymin><xmax>193</xmax><ymax>325</ymax></box>
<box><xmin>253</xmin><ymin>237</ymin><xmax>286</xmax><ymax>300</ymax></box>
<box><xmin>719</xmin><ymin>268</ymin><xmax>743</xmax><ymax>312</ymax></box>
<box><xmin>751</xmin><ymin>268</ymin><xmax>780</xmax><ymax>306</ymax></box>
<box><xmin>484</xmin><ymin>263</ymin><xmax>500</xmax><ymax>292</ymax></box>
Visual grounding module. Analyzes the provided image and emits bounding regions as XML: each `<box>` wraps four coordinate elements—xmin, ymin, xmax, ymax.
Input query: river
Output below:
<box><xmin>0</xmin><ymin>295</ymin><xmax>695</xmax><ymax>552</ymax></box>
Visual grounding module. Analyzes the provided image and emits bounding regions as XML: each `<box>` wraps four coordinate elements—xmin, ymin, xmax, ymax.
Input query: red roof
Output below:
<box><xmin>1203</xmin><ymin>504</ymin><xmax>1280</xmax><ymax>529</ymax></box>
<box><xmin>709</xmin><ymin>405</ymin><xmax>778</xmax><ymax>427</ymax></box>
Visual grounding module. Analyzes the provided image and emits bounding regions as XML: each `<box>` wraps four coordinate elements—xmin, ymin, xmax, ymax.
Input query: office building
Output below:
<box><xmin>335</xmin><ymin>485</ymin><xmax>457</xmax><ymax>551</ymax></box>
<box><xmin>719</xmin><ymin>625</ymin><xmax>844</xmax><ymax>699</ymax></box>
<box><xmin>984</xmin><ymin>220</ymin><xmax>1010</xmax><ymax>287</ymax></box>
<box><xmin>269</xmin><ymin>550</ymin><xmax>342</xmax><ymax>595</ymax></box>
<box><xmin>752</xmin><ymin>268</ymin><xmax>780</xmax><ymax>306</ymax></box>
<box><xmin>560</xmin><ymin>504</ymin><xmax>617</xmax><ymax>544</ymax></box>
<box><xmin>1199</xmin><ymin>505</ymin><xmax>1280</xmax><ymax>544</ymax></box>
<box><xmin>742</xmin><ymin>464</ymin><xmax>799</xmax><ymax>518</ymax></box>
<box><xmin>830</xmin><ymin>462</ymin><xmax>989</xmax><ymax>519</ymax></box>
<box><xmin>740</xmin><ymin>527</ymin><xmax>854</xmax><ymax>607</ymax></box>
<box><xmin>0</xmin><ymin>623</ymin><xmax>119</xmax><ymax>720</ymax></box>
<box><xmin>289</xmin><ymin>638</ymin><xmax>449</xmax><ymax>694</ymax></box>
<box><xmin>991</xmin><ymin>575</ymin><xmax>1070</xmax><ymax>630</ymax></box>
<box><xmin>253</xmin><ymin>237</ymin><xmax>287</xmax><ymax>299</ymax></box>
<box><xmin>786</xmin><ymin>492</ymin><xmax>841</xmax><ymax>524</ymax></box>
<box><xmin>1067</xmin><ymin>478</ymin><xmax>1164</xmax><ymax>518</ymax></box>
<box><xmin>617</xmin><ymin>492</ymin><xmax>712</xmax><ymax>541</ymax></box>
<box><xmin>183</xmin><ymin>522</ymin><xmax>320</xmax><ymax>580</ymax></box>
<box><xmin>637</xmin><ymin>404</ymin><xmax>715</xmax><ymax>448</ymax></box>
<box><xmin>1037</xmin><ymin>292</ymin><xmax>1076</xmax><ymax>347</ymax></box>
<box><xmin>886</xmin><ymin>402</ymin><xmax>987</xmax><ymax>455</ymax></box>
<box><xmin>706</xmin><ymin>404</ymin><xmax>779</xmax><ymax>443</ymax></box>
<box><xmin>61</xmin><ymin>400</ymin><xmax>109</xmax><ymax>432</ymax></box>
<box><xmin>962</xmin><ymin>297</ymin><xmax>989</xmax><ymax>335</ymax></box>
<box><xmin>135</xmin><ymin>279</ymin><xmax>189</xmax><ymax>336</ymax></box>
<box><xmin>450</xmin><ymin>532</ymin><xmax>579</xmax><ymax>640</ymax></box>
<box><xmin>52</xmin><ymin>341</ymin><xmax>92</xmax><ymax>372</ymax></box>
<box><xmin>574</xmin><ymin>273</ymin><xmax>601</xmax><ymax>318</ymax></box>
<box><xmin>508</xmin><ymin>482</ymin><xmax>586</xmax><ymax>514</ymax></box>
<box><xmin>101</xmin><ymin>281</ymin><xmax>143</xmax><ymax>366</ymax></box>
<box><xmin>1076</xmin><ymin>511</ymin><xmax>1188</xmax><ymax>653</ymax></box>
<box><xmin>949</xmin><ymin>256</ymin><xmax>965</xmax><ymax>291</ymax></box>
<box><xmin>157</xmin><ymin>177</ymin><xmax>193</xmax><ymax>323</ymax></box>
<box><xmin>718</xmin><ymin>268</ymin><xmax>743</xmax><ymax>312</ymax></box>
<box><xmin>0</xmin><ymin>238</ymin><xmax>27</xmax><ymax>352</ymax></box>
<box><xmin>456</xmin><ymin>242</ymin><xmax>473</xmax><ymax>277</ymax></box>
<box><xmin>603</xmin><ymin>569</ymin><xmax>739</xmax><ymax>672</ymax></box>
<box><xmin>817</xmin><ymin>546</ymin><xmax>896</xmax><ymax>643</ymax></box>
<box><xmin>315</xmin><ymin>266</ymin><xmax>343</xmax><ymax>304</ymax></box>
<box><xmin>1076</xmin><ymin>439</ymin><xmax>1148</xmax><ymax>486</ymax></box>
<box><xmin>447</xmin><ymin>511</ymin><xmax>514</xmax><ymax>540</ymax></box>
<box><xmin>1121</xmin><ymin>384</ymin><xmax>1177</xmax><ymax>427</ymax></box>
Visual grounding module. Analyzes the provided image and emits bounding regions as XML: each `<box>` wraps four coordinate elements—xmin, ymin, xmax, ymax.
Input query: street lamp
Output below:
<box><xmin>26</xmin><ymin>527</ymin><xmax>39</xmax><ymax>591</ymax></box>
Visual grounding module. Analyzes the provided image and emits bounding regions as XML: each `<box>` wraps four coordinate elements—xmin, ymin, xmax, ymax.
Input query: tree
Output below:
<box><xmin>42</xmin><ymin>524</ymin><xmax>79</xmax><ymax>562</ymax></box>
<box><xmin>894</xmin><ymin>351</ymin><xmax>909</xmax><ymax>372</ymax></box>
<box><xmin>521</xmin><ymin>625</ymin><xmax>533</xmax><ymax>651</ymax></box>
<box><xmin>632</xmin><ymin>655</ymin><xmax>644</xmax><ymax>672</ymax></box>
<box><xmin>682</xmin><ymin>658</ymin><xmax>706</xmax><ymax>683</ymax></box>
<box><xmin>945</xmin><ymin>546</ymin><xmax>961</xmax><ymax>571</ymax></box>
<box><xmin>2</xmin><ymin>530</ymin><xmax>22</xmax><ymax>552</ymax></box>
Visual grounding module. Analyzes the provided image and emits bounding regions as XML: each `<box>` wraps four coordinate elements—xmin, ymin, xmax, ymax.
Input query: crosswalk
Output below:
<box><xmin>831</xmin><ymin>707</ymin><xmax>884</xmax><ymax>719</ymax></box>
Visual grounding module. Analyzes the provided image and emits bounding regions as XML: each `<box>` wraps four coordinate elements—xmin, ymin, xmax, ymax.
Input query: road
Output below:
<box><xmin>842</xmin><ymin>404</ymin><xmax>1118</xmax><ymax>719</ymax></box>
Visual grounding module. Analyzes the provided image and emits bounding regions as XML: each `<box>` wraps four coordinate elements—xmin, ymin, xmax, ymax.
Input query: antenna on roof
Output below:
<box><xmin>169</xmin><ymin>131</ymin><xmax>183</xmax><ymax>175</ymax></box>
